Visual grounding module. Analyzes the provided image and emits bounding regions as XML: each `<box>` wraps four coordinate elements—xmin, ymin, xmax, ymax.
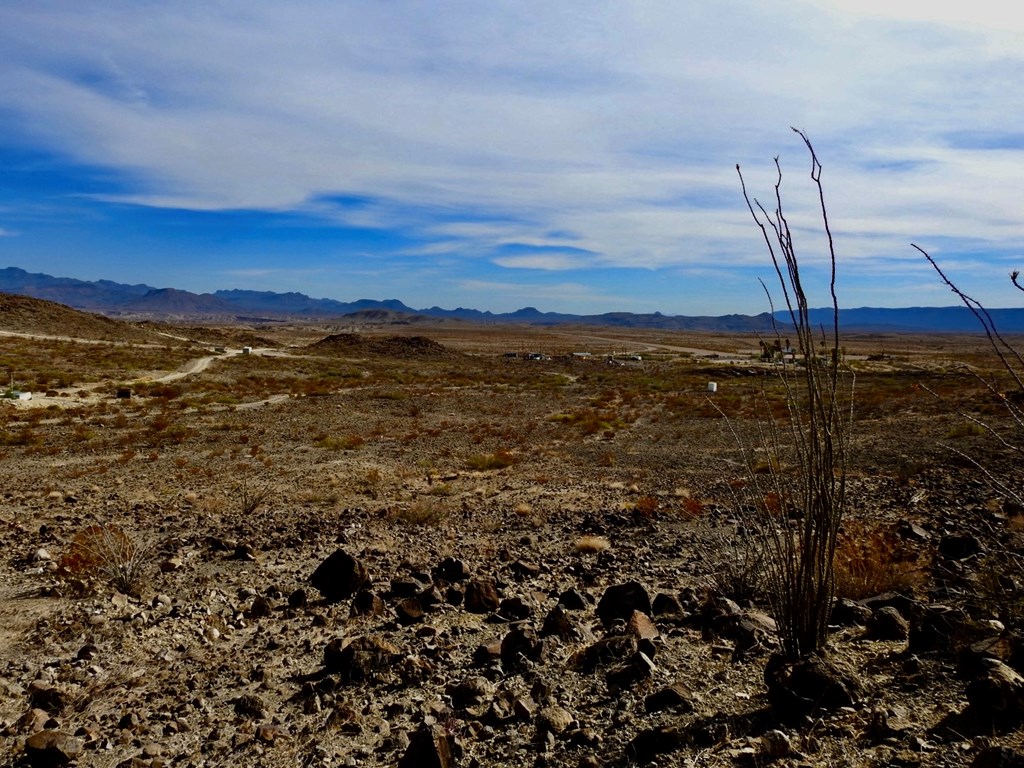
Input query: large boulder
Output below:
<box><xmin>309</xmin><ymin>549</ymin><xmax>370</xmax><ymax>603</ymax></box>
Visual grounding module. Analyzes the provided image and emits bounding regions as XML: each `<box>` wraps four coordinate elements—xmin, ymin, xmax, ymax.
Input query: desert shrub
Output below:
<box><xmin>392</xmin><ymin>499</ymin><xmax>448</xmax><ymax>526</ymax></box>
<box><xmin>634</xmin><ymin>495</ymin><xmax>659</xmax><ymax>519</ymax></box>
<box><xmin>728</xmin><ymin>130</ymin><xmax>854</xmax><ymax>659</ymax></box>
<box><xmin>575</xmin><ymin>534</ymin><xmax>611</xmax><ymax>553</ymax></box>
<box><xmin>466</xmin><ymin>449</ymin><xmax>516</xmax><ymax>471</ymax></box>
<box><xmin>316</xmin><ymin>434</ymin><xmax>365</xmax><ymax>451</ymax></box>
<box><xmin>233</xmin><ymin>467</ymin><xmax>275</xmax><ymax>515</ymax></box>
<box><xmin>427</xmin><ymin>483</ymin><xmax>454</xmax><ymax>496</ymax></box>
<box><xmin>61</xmin><ymin>523</ymin><xmax>152</xmax><ymax>596</ymax></box>
<box><xmin>706</xmin><ymin>532</ymin><xmax>766</xmax><ymax>605</ymax></box>
<box><xmin>944</xmin><ymin>422</ymin><xmax>986</xmax><ymax>439</ymax></box>
<box><xmin>832</xmin><ymin>522</ymin><xmax>927</xmax><ymax>600</ymax></box>
<box><xmin>0</xmin><ymin>426</ymin><xmax>41</xmax><ymax>446</ymax></box>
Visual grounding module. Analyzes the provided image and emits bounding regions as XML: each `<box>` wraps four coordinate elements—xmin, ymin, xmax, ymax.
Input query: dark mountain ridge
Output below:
<box><xmin>2</xmin><ymin>265</ymin><xmax>1023</xmax><ymax>332</ymax></box>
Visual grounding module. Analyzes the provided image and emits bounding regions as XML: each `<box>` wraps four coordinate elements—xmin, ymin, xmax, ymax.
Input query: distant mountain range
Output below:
<box><xmin>1</xmin><ymin>265</ymin><xmax>1023</xmax><ymax>333</ymax></box>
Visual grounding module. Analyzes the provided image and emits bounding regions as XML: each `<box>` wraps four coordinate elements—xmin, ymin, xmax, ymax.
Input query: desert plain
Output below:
<box><xmin>2</xmin><ymin>293</ymin><xmax>1024</xmax><ymax>767</ymax></box>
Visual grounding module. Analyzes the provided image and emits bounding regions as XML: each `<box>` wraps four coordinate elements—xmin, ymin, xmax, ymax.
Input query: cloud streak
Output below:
<box><xmin>0</xmin><ymin>1</ymin><xmax>1022</xmax><ymax>313</ymax></box>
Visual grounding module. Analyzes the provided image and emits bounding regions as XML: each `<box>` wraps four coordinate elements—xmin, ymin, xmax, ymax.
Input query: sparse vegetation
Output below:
<box><xmin>733</xmin><ymin>130</ymin><xmax>853</xmax><ymax>659</ymax></box>
<box><xmin>465</xmin><ymin>448</ymin><xmax>516</xmax><ymax>471</ymax></box>
<box><xmin>2</xmin><ymin>291</ymin><xmax>1022</xmax><ymax>767</ymax></box>
<box><xmin>60</xmin><ymin>521</ymin><xmax>153</xmax><ymax>596</ymax></box>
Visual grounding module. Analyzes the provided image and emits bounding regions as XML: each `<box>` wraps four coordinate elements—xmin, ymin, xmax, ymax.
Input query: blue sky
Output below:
<box><xmin>1</xmin><ymin>1</ymin><xmax>1023</xmax><ymax>315</ymax></box>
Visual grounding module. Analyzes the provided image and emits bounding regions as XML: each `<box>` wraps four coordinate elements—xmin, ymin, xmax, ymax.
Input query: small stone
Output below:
<box><xmin>232</xmin><ymin>694</ymin><xmax>268</xmax><ymax>719</ymax></box>
<box><xmin>645</xmin><ymin>682</ymin><xmax>694</xmax><ymax>713</ymax></box>
<box><xmin>256</xmin><ymin>723</ymin><xmax>284</xmax><ymax>744</ymax></box>
<box><xmin>536</xmin><ymin>705</ymin><xmax>575</xmax><ymax>736</ymax></box>
<box><xmin>397</xmin><ymin>724</ymin><xmax>456</xmax><ymax>768</ymax></box>
<box><xmin>626</xmin><ymin>610</ymin><xmax>659</xmax><ymax>641</ymax></box>
<box><xmin>396</xmin><ymin>597</ymin><xmax>426</xmax><ymax>625</ymax></box>
<box><xmin>867</xmin><ymin>606</ymin><xmax>910</xmax><ymax>641</ymax></box>
<box><xmin>761</xmin><ymin>729</ymin><xmax>791</xmax><ymax>758</ymax></box>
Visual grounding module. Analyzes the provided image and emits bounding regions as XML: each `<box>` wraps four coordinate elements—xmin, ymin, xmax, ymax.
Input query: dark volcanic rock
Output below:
<box><xmin>597</xmin><ymin>581</ymin><xmax>652</xmax><ymax>628</ymax></box>
<box><xmin>350</xmin><ymin>589</ymin><xmax>386</xmax><ymax>618</ymax></box>
<box><xmin>24</xmin><ymin>730</ymin><xmax>84</xmax><ymax>767</ymax></box>
<box><xmin>309</xmin><ymin>549</ymin><xmax>370</xmax><ymax>603</ymax></box>
<box><xmin>324</xmin><ymin>635</ymin><xmax>401</xmax><ymax>682</ymax></box>
<box><xmin>433</xmin><ymin>556</ymin><xmax>471</xmax><ymax>582</ymax></box>
<box><xmin>645</xmin><ymin>681</ymin><xmax>695</xmax><ymax>713</ymax></box>
<box><xmin>965</xmin><ymin>659</ymin><xmax>1024</xmax><ymax>728</ymax></box>
<box><xmin>764</xmin><ymin>653</ymin><xmax>861</xmax><ymax>723</ymax></box>
<box><xmin>627</xmin><ymin>725</ymin><xmax>684</xmax><ymax>763</ymax></box>
<box><xmin>867</xmin><ymin>605</ymin><xmax>910</xmax><ymax>641</ymax></box>
<box><xmin>939</xmin><ymin>533</ymin><xmax>983</xmax><ymax>560</ymax></box>
<box><xmin>464</xmin><ymin>577</ymin><xmax>501</xmax><ymax>614</ymax></box>
<box><xmin>830</xmin><ymin>597</ymin><xmax>874</xmax><ymax>627</ymax></box>
<box><xmin>500</xmin><ymin>626</ymin><xmax>546</xmax><ymax>671</ymax></box>
<box><xmin>498</xmin><ymin>596</ymin><xmax>532</xmax><ymax>621</ymax></box>
<box><xmin>396</xmin><ymin>597</ymin><xmax>426</xmax><ymax>625</ymax></box>
<box><xmin>558</xmin><ymin>587</ymin><xmax>592</xmax><ymax>610</ymax></box>
<box><xmin>398</xmin><ymin>723</ymin><xmax>456</xmax><ymax>768</ymax></box>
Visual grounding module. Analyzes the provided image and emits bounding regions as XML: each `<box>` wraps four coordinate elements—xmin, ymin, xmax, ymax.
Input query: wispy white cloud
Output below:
<box><xmin>0</xmin><ymin>1</ymin><xmax>1022</xmax><ymax>311</ymax></box>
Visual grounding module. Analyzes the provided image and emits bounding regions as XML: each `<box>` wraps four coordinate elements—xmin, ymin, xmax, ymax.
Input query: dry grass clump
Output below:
<box><xmin>391</xmin><ymin>498</ymin><xmax>448</xmax><ymax>526</ymax></box>
<box><xmin>832</xmin><ymin>522</ymin><xmax>927</xmax><ymax>600</ymax></box>
<box><xmin>574</xmin><ymin>534</ymin><xmax>611</xmax><ymax>554</ymax></box>
<box><xmin>60</xmin><ymin>522</ymin><xmax>153</xmax><ymax>596</ymax></box>
<box><xmin>316</xmin><ymin>434</ymin><xmax>365</xmax><ymax>451</ymax></box>
<box><xmin>465</xmin><ymin>448</ymin><xmax>516</xmax><ymax>471</ymax></box>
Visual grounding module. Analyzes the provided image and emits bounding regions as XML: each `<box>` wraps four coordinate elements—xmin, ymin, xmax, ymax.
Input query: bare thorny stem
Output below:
<box><xmin>734</xmin><ymin>128</ymin><xmax>853</xmax><ymax>659</ymax></box>
<box><xmin>917</xmin><ymin>245</ymin><xmax>1024</xmax><ymax>507</ymax></box>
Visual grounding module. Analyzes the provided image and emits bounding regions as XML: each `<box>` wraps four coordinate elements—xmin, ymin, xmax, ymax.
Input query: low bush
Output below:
<box><xmin>60</xmin><ymin>522</ymin><xmax>152</xmax><ymax>596</ymax></box>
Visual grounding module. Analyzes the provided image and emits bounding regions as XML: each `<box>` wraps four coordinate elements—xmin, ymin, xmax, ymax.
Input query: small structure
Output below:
<box><xmin>3</xmin><ymin>374</ymin><xmax>31</xmax><ymax>401</ymax></box>
<box><xmin>241</xmin><ymin>346</ymin><xmax>252</xmax><ymax>355</ymax></box>
<box><xmin>707</xmin><ymin>382</ymin><xmax>718</xmax><ymax>393</ymax></box>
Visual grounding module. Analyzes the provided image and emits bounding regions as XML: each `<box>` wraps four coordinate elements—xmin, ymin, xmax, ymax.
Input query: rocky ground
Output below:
<box><xmin>2</xmin><ymin>311</ymin><xmax>1024</xmax><ymax>767</ymax></box>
